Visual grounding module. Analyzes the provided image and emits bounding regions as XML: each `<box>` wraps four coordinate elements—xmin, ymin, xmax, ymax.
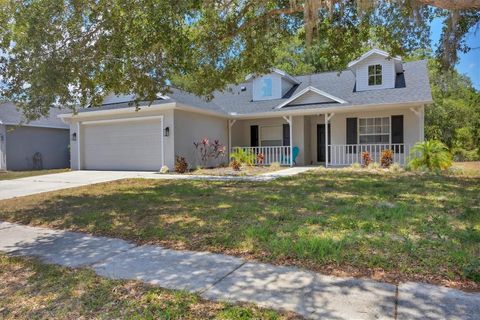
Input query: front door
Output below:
<box><xmin>317</xmin><ymin>124</ymin><xmax>331</xmax><ymax>162</ymax></box>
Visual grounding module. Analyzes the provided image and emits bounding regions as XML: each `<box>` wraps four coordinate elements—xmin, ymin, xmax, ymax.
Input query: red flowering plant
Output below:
<box><xmin>193</xmin><ymin>138</ymin><xmax>226</xmax><ymax>168</ymax></box>
<box><xmin>257</xmin><ymin>152</ymin><xmax>265</xmax><ymax>165</ymax></box>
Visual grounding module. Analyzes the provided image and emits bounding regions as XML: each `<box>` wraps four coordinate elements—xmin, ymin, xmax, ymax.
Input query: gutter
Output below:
<box><xmin>58</xmin><ymin>99</ymin><xmax>434</xmax><ymax>122</ymax></box>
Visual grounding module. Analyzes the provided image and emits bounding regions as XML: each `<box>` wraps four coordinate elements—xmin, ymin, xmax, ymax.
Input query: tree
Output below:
<box><xmin>0</xmin><ymin>0</ymin><xmax>479</xmax><ymax>119</ymax></box>
<box><xmin>425</xmin><ymin>60</ymin><xmax>480</xmax><ymax>160</ymax></box>
<box><xmin>408</xmin><ymin>140</ymin><xmax>453</xmax><ymax>171</ymax></box>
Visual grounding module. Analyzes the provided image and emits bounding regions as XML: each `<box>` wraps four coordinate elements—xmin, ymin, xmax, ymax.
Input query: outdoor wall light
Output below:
<box><xmin>72</xmin><ymin>132</ymin><xmax>77</xmax><ymax>141</ymax></box>
<box><xmin>164</xmin><ymin>127</ymin><xmax>170</xmax><ymax>137</ymax></box>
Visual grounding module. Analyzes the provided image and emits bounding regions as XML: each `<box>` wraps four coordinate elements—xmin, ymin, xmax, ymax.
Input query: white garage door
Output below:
<box><xmin>82</xmin><ymin>117</ymin><xmax>163</xmax><ymax>171</ymax></box>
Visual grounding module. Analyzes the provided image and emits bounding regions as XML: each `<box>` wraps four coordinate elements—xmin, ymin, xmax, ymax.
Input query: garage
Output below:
<box><xmin>81</xmin><ymin>116</ymin><xmax>164</xmax><ymax>171</ymax></box>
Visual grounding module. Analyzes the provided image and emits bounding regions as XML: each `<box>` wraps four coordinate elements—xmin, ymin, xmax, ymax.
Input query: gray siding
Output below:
<box><xmin>173</xmin><ymin>109</ymin><xmax>228</xmax><ymax>168</ymax></box>
<box><xmin>5</xmin><ymin>125</ymin><xmax>70</xmax><ymax>170</ymax></box>
<box><xmin>355</xmin><ymin>54</ymin><xmax>396</xmax><ymax>92</ymax></box>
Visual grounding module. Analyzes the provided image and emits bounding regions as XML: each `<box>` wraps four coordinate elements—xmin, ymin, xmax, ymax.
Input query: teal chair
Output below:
<box><xmin>282</xmin><ymin>146</ymin><xmax>300</xmax><ymax>165</ymax></box>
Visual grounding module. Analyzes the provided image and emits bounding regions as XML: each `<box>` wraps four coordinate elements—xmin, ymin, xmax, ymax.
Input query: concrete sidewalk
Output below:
<box><xmin>0</xmin><ymin>221</ymin><xmax>478</xmax><ymax>320</ymax></box>
<box><xmin>0</xmin><ymin>167</ymin><xmax>313</xmax><ymax>200</ymax></box>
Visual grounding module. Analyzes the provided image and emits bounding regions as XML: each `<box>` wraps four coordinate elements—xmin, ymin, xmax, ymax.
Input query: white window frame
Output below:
<box><xmin>259</xmin><ymin>125</ymin><xmax>283</xmax><ymax>147</ymax></box>
<box><xmin>358</xmin><ymin>116</ymin><xmax>391</xmax><ymax>144</ymax></box>
<box><xmin>368</xmin><ymin>64</ymin><xmax>383</xmax><ymax>86</ymax></box>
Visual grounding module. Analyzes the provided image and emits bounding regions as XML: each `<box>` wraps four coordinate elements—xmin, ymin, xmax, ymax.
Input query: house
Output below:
<box><xmin>59</xmin><ymin>49</ymin><xmax>432</xmax><ymax>171</ymax></box>
<box><xmin>0</xmin><ymin>102</ymin><xmax>70</xmax><ymax>171</ymax></box>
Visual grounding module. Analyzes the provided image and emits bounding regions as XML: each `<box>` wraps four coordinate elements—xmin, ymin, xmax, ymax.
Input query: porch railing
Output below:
<box><xmin>230</xmin><ymin>146</ymin><xmax>292</xmax><ymax>166</ymax></box>
<box><xmin>328</xmin><ymin>144</ymin><xmax>411</xmax><ymax>166</ymax></box>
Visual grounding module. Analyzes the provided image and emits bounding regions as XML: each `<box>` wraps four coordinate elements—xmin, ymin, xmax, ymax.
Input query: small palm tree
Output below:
<box><xmin>408</xmin><ymin>140</ymin><xmax>452</xmax><ymax>171</ymax></box>
<box><xmin>230</xmin><ymin>148</ymin><xmax>255</xmax><ymax>166</ymax></box>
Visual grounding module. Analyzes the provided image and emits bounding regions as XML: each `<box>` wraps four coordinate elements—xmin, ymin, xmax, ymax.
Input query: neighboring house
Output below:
<box><xmin>59</xmin><ymin>49</ymin><xmax>432</xmax><ymax>171</ymax></box>
<box><xmin>0</xmin><ymin>103</ymin><xmax>70</xmax><ymax>171</ymax></box>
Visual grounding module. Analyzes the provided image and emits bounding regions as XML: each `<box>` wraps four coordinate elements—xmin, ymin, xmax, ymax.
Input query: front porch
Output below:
<box><xmin>228</xmin><ymin>106</ymin><xmax>423</xmax><ymax>167</ymax></box>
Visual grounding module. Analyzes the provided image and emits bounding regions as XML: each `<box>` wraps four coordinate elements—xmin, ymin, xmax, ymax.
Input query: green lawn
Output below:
<box><xmin>0</xmin><ymin>254</ymin><xmax>293</xmax><ymax>319</ymax></box>
<box><xmin>0</xmin><ymin>168</ymin><xmax>479</xmax><ymax>290</ymax></box>
<box><xmin>0</xmin><ymin>168</ymin><xmax>69</xmax><ymax>180</ymax></box>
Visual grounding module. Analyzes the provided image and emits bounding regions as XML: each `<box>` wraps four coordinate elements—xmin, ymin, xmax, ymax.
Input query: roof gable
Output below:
<box><xmin>347</xmin><ymin>48</ymin><xmax>402</xmax><ymax>69</ymax></box>
<box><xmin>275</xmin><ymin>86</ymin><xmax>347</xmax><ymax>109</ymax></box>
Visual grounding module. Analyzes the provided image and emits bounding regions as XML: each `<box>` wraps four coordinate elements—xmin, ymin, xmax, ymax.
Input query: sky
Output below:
<box><xmin>430</xmin><ymin>18</ymin><xmax>480</xmax><ymax>89</ymax></box>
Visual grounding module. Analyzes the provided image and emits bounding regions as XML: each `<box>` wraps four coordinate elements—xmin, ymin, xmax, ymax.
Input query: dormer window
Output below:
<box><xmin>368</xmin><ymin>64</ymin><xmax>382</xmax><ymax>86</ymax></box>
<box><xmin>261</xmin><ymin>78</ymin><xmax>272</xmax><ymax>97</ymax></box>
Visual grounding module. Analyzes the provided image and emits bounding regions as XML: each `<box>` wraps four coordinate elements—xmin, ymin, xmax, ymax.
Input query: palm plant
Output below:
<box><xmin>230</xmin><ymin>148</ymin><xmax>255</xmax><ymax>167</ymax></box>
<box><xmin>408</xmin><ymin>140</ymin><xmax>452</xmax><ymax>171</ymax></box>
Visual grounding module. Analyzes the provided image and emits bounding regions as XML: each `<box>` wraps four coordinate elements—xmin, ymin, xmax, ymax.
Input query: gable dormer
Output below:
<box><xmin>245</xmin><ymin>68</ymin><xmax>299</xmax><ymax>101</ymax></box>
<box><xmin>348</xmin><ymin>49</ymin><xmax>403</xmax><ymax>92</ymax></box>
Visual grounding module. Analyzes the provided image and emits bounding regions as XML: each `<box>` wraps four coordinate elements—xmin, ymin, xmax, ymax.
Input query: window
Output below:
<box><xmin>368</xmin><ymin>64</ymin><xmax>382</xmax><ymax>86</ymax></box>
<box><xmin>260</xmin><ymin>125</ymin><xmax>282</xmax><ymax>146</ymax></box>
<box><xmin>261</xmin><ymin>78</ymin><xmax>272</xmax><ymax>97</ymax></box>
<box><xmin>359</xmin><ymin>117</ymin><xmax>390</xmax><ymax>144</ymax></box>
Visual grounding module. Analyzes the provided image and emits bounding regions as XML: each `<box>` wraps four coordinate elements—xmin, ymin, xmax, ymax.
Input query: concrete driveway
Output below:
<box><xmin>0</xmin><ymin>171</ymin><xmax>161</xmax><ymax>200</ymax></box>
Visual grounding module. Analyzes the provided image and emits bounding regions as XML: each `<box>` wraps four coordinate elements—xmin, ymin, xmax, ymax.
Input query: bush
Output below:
<box><xmin>350</xmin><ymin>162</ymin><xmax>361</xmax><ymax>169</ymax></box>
<box><xmin>230</xmin><ymin>148</ymin><xmax>255</xmax><ymax>166</ymax></box>
<box><xmin>257</xmin><ymin>153</ymin><xmax>265</xmax><ymax>165</ymax></box>
<box><xmin>159</xmin><ymin>165</ymin><xmax>169</xmax><ymax>174</ymax></box>
<box><xmin>193</xmin><ymin>138</ymin><xmax>226</xmax><ymax>167</ymax></box>
<box><xmin>361</xmin><ymin>151</ymin><xmax>372</xmax><ymax>167</ymax></box>
<box><xmin>408</xmin><ymin>140</ymin><xmax>452</xmax><ymax>172</ymax></box>
<box><xmin>452</xmin><ymin>147</ymin><xmax>480</xmax><ymax>162</ymax></box>
<box><xmin>380</xmin><ymin>149</ymin><xmax>393</xmax><ymax>168</ymax></box>
<box><xmin>270</xmin><ymin>162</ymin><xmax>281</xmax><ymax>170</ymax></box>
<box><xmin>174</xmin><ymin>156</ymin><xmax>188</xmax><ymax>173</ymax></box>
<box><xmin>230</xmin><ymin>159</ymin><xmax>241</xmax><ymax>171</ymax></box>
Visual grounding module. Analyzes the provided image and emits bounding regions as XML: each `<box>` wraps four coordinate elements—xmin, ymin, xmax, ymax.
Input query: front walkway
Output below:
<box><xmin>0</xmin><ymin>221</ymin><xmax>478</xmax><ymax>320</ymax></box>
<box><xmin>0</xmin><ymin>167</ymin><xmax>313</xmax><ymax>200</ymax></box>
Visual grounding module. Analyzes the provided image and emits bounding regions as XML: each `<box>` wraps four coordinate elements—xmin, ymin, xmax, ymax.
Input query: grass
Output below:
<box><xmin>0</xmin><ymin>254</ymin><xmax>295</xmax><ymax>319</ymax></box>
<box><xmin>0</xmin><ymin>168</ymin><xmax>479</xmax><ymax>290</ymax></box>
<box><xmin>0</xmin><ymin>168</ymin><xmax>69</xmax><ymax>180</ymax></box>
<box><xmin>188</xmin><ymin>165</ymin><xmax>282</xmax><ymax>176</ymax></box>
<box><xmin>450</xmin><ymin>161</ymin><xmax>480</xmax><ymax>177</ymax></box>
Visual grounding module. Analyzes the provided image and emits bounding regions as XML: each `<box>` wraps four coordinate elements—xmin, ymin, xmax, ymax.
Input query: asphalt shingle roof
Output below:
<box><xmin>212</xmin><ymin>59</ymin><xmax>432</xmax><ymax>115</ymax></box>
<box><xmin>75</xmin><ymin>59</ymin><xmax>432</xmax><ymax>117</ymax></box>
<box><xmin>0</xmin><ymin>102</ymin><xmax>69</xmax><ymax>128</ymax></box>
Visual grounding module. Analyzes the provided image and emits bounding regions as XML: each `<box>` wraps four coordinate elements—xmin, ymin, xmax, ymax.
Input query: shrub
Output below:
<box><xmin>270</xmin><ymin>162</ymin><xmax>281</xmax><ymax>170</ymax></box>
<box><xmin>230</xmin><ymin>148</ymin><xmax>255</xmax><ymax>166</ymax></box>
<box><xmin>361</xmin><ymin>151</ymin><xmax>372</xmax><ymax>167</ymax></box>
<box><xmin>408</xmin><ymin>140</ymin><xmax>452</xmax><ymax>172</ymax></box>
<box><xmin>257</xmin><ymin>153</ymin><xmax>265</xmax><ymax>165</ymax></box>
<box><xmin>159</xmin><ymin>165</ymin><xmax>169</xmax><ymax>174</ymax></box>
<box><xmin>174</xmin><ymin>156</ymin><xmax>188</xmax><ymax>173</ymax></box>
<box><xmin>380</xmin><ymin>149</ymin><xmax>393</xmax><ymax>168</ymax></box>
<box><xmin>230</xmin><ymin>159</ymin><xmax>241</xmax><ymax>171</ymax></box>
<box><xmin>193</xmin><ymin>138</ymin><xmax>226</xmax><ymax>167</ymax></box>
<box><xmin>350</xmin><ymin>162</ymin><xmax>361</xmax><ymax>169</ymax></box>
<box><xmin>452</xmin><ymin>147</ymin><xmax>480</xmax><ymax>162</ymax></box>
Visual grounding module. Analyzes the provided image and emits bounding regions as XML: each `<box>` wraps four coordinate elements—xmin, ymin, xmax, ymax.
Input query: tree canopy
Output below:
<box><xmin>0</xmin><ymin>0</ymin><xmax>479</xmax><ymax>119</ymax></box>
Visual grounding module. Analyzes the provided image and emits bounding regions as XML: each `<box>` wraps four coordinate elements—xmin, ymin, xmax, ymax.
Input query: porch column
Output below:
<box><xmin>325</xmin><ymin>113</ymin><xmax>334</xmax><ymax>167</ymax></box>
<box><xmin>228</xmin><ymin>119</ymin><xmax>236</xmax><ymax>159</ymax></box>
<box><xmin>283</xmin><ymin>115</ymin><xmax>293</xmax><ymax>167</ymax></box>
<box><xmin>410</xmin><ymin>107</ymin><xmax>423</xmax><ymax>142</ymax></box>
<box><xmin>77</xmin><ymin>121</ymin><xmax>81</xmax><ymax>170</ymax></box>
